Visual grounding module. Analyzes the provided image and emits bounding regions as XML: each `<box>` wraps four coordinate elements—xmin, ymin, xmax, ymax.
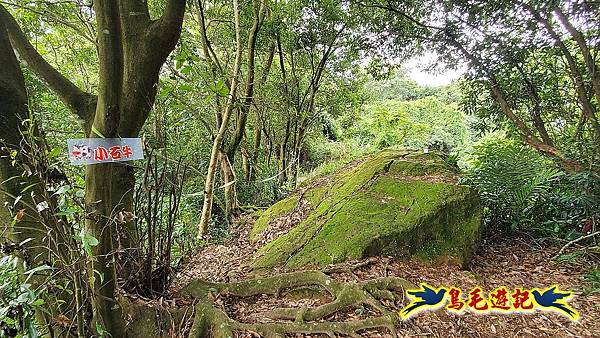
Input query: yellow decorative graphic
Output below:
<box><xmin>400</xmin><ymin>283</ymin><xmax>447</xmax><ymax>319</ymax></box>
<box><xmin>531</xmin><ymin>285</ymin><xmax>579</xmax><ymax>321</ymax></box>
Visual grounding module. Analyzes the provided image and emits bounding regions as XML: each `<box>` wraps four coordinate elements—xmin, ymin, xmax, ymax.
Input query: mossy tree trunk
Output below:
<box><xmin>1</xmin><ymin>1</ymin><xmax>185</xmax><ymax>335</ymax></box>
<box><xmin>0</xmin><ymin>9</ymin><xmax>31</xmax><ymax>247</ymax></box>
<box><xmin>0</xmin><ymin>16</ymin><xmax>86</xmax><ymax>337</ymax></box>
<box><xmin>87</xmin><ymin>0</ymin><xmax>187</xmax><ymax>333</ymax></box>
<box><xmin>0</xmin><ymin>17</ymin><xmax>53</xmax><ymax>332</ymax></box>
<box><xmin>0</xmin><ymin>0</ymin><xmax>185</xmax><ymax>270</ymax></box>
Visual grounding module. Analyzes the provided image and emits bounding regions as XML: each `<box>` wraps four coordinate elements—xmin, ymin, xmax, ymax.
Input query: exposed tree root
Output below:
<box><xmin>181</xmin><ymin>270</ymin><xmax>415</xmax><ymax>338</ymax></box>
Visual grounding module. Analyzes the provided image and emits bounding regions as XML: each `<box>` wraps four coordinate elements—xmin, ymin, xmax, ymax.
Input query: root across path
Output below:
<box><xmin>183</xmin><ymin>271</ymin><xmax>413</xmax><ymax>337</ymax></box>
<box><xmin>135</xmin><ymin>215</ymin><xmax>600</xmax><ymax>338</ymax></box>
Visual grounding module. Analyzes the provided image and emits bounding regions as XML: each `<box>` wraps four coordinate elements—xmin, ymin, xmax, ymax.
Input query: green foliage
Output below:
<box><xmin>304</xmin><ymin>136</ymin><xmax>362</xmax><ymax>167</ymax></box>
<box><xmin>536</xmin><ymin>171</ymin><xmax>600</xmax><ymax>238</ymax></box>
<box><xmin>235</xmin><ymin>165</ymin><xmax>290</xmax><ymax>210</ymax></box>
<box><xmin>306</xmin><ymin>71</ymin><xmax>469</xmax><ymax>192</ymax></box>
<box><xmin>74</xmin><ymin>228</ymin><xmax>99</xmax><ymax>258</ymax></box>
<box><xmin>583</xmin><ymin>268</ymin><xmax>600</xmax><ymax>296</ymax></box>
<box><xmin>301</xmin><ymin>136</ymin><xmax>371</xmax><ymax>182</ymax></box>
<box><xmin>343</xmin><ymin>95</ymin><xmax>468</xmax><ymax>152</ymax></box>
<box><xmin>366</xmin><ymin>69</ymin><xmax>437</xmax><ymax>101</ymax></box>
<box><xmin>464</xmin><ymin>135</ymin><xmax>559</xmax><ymax>231</ymax></box>
<box><xmin>465</xmin><ymin>134</ymin><xmax>600</xmax><ymax>237</ymax></box>
<box><xmin>0</xmin><ymin>255</ymin><xmax>50</xmax><ymax>338</ymax></box>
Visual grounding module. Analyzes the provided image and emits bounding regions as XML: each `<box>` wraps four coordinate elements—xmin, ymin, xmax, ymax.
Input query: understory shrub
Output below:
<box><xmin>464</xmin><ymin>135</ymin><xmax>599</xmax><ymax>239</ymax></box>
<box><xmin>0</xmin><ymin>255</ymin><xmax>49</xmax><ymax>338</ymax></box>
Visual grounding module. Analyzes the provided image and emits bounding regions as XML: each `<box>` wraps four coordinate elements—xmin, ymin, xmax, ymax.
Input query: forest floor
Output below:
<box><xmin>174</xmin><ymin>215</ymin><xmax>600</xmax><ymax>338</ymax></box>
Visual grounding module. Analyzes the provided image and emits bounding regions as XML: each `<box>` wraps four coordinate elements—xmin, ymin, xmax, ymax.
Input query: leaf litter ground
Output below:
<box><xmin>173</xmin><ymin>211</ymin><xmax>600</xmax><ymax>338</ymax></box>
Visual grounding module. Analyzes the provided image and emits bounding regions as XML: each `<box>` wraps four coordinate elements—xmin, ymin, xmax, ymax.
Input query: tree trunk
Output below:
<box><xmin>226</xmin><ymin>0</ymin><xmax>267</xmax><ymax>162</ymax></box>
<box><xmin>85</xmin><ymin>0</ymin><xmax>124</xmax><ymax>333</ymax></box>
<box><xmin>198</xmin><ymin>0</ymin><xmax>244</xmax><ymax>236</ymax></box>
<box><xmin>242</xmin><ymin>147</ymin><xmax>251</xmax><ymax>181</ymax></box>
<box><xmin>220</xmin><ymin>150</ymin><xmax>239</xmax><ymax>221</ymax></box>
<box><xmin>251</xmin><ymin>112</ymin><xmax>261</xmax><ymax>180</ymax></box>
<box><xmin>292</xmin><ymin>123</ymin><xmax>306</xmax><ymax>185</ymax></box>
<box><xmin>278</xmin><ymin>143</ymin><xmax>287</xmax><ymax>184</ymax></box>
<box><xmin>219</xmin><ymin>0</ymin><xmax>268</xmax><ymax>217</ymax></box>
<box><xmin>0</xmin><ymin>17</ymin><xmax>82</xmax><ymax>337</ymax></box>
<box><xmin>2</xmin><ymin>0</ymin><xmax>185</xmax><ymax>335</ymax></box>
<box><xmin>0</xmin><ymin>7</ymin><xmax>36</xmax><ymax>255</ymax></box>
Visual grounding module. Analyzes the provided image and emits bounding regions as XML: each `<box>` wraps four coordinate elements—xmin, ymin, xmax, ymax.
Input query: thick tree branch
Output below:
<box><xmin>358</xmin><ymin>0</ymin><xmax>443</xmax><ymax>31</ymax></box>
<box><xmin>0</xmin><ymin>4</ymin><xmax>96</xmax><ymax>121</ymax></box>
<box><xmin>152</xmin><ymin>0</ymin><xmax>186</xmax><ymax>46</ymax></box>
<box><xmin>554</xmin><ymin>7</ymin><xmax>600</xmax><ymax>111</ymax></box>
<box><xmin>146</xmin><ymin>0</ymin><xmax>186</xmax><ymax>68</ymax></box>
<box><xmin>447</xmin><ymin>37</ymin><xmax>582</xmax><ymax>172</ymax></box>
<box><xmin>515</xmin><ymin>0</ymin><xmax>600</xmax><ymax>142</ymax></box>
<box><xmin>116</xmin><ymin>0</ymin><xmax>185</xmax><ymax>137</ymax></box>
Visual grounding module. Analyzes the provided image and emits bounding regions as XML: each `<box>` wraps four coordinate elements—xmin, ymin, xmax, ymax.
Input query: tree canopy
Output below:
<box><xmin>0</xmin><ymin>0</ymin><xmax>599</xmax><ymax>337</ymax></box>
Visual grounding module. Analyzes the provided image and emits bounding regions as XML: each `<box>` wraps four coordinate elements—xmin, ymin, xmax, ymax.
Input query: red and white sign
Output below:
<box><xmin>67</xmin><ymin>138</ymin><xmax>143</xmax><ymax>165</ymax></box>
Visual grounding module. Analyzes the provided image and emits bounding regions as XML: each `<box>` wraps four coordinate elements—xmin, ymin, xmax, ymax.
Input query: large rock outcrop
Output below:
<box><xmin>250</xmin><ymin>149</ymin><xmax>482</xmax><ymax>269</ymax></box>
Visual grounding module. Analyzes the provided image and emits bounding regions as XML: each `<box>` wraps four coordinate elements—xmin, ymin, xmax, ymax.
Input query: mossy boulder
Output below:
<box><xmin>250</xmin><ymin>149</ymin><xmax>482</xmax><ymax>270</ymax></box>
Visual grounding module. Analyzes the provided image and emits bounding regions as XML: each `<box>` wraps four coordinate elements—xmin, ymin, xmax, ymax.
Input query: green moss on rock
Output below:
<box><xmin>250</xmin><ymin>195</ymin><xmax>300</xmax><ymax>242</ymax></box>
<box><xmin>251</xmin><ymin>149</ymin><xmax>482</xmax><ymax>269</ymax></box>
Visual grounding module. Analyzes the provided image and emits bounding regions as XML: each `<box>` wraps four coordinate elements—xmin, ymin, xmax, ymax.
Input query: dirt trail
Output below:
<box><xmin>173</xmin><ymin>213</ymin><xmax>600</xmax><ymax>338</ymax></box>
